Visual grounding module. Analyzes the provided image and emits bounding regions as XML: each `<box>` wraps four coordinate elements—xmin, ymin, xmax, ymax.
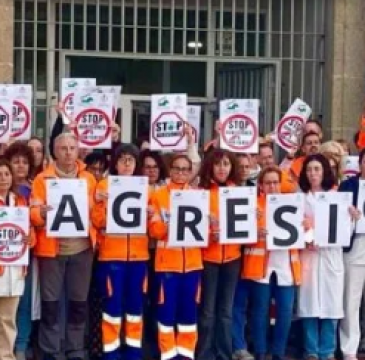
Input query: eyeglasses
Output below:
<box><xmin>171</xmin><ymin>166</ymin><xmax>191</xmax><ymax>174</ymax></box>
<box><xmin>119</xmin><ymin>157</ymin><xmax>135</xmax><ymax>165</ymax></box>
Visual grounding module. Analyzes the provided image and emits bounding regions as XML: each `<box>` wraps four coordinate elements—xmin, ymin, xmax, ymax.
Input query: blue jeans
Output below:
<box><xmin>15</xmin><ymin>260</ymin><xmax>33</xmax><ymax>351</ymax></box>
<box><xmin>251</xmin><ymin>275</ymin><xmax>295</xmax><ymax>357</ymax></box>
<box><xmin>302</xmin><ymin>318</ymin><xmax>337</xmax><ymax>359</ymax></box>
<box><xmin>232</xmin><ymin>279</ymin><xmax>251</xmax><ymax>352</ymax></box>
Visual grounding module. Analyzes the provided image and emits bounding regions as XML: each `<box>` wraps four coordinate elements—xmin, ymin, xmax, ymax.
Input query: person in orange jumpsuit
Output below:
<box><xmin>91</xmin><ymin>144</ymin><xmax>148</xmax><ymax>360</ymax></box>
<box><xmin>149</xmin><ymin>154</ymin><xmax>202</xmax><ymax>360</ymax></box>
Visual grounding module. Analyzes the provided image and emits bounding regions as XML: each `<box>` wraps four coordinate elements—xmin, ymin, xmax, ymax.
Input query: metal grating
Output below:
<box><xmin>13</xmin><ymin>0</ymin><xmax>327</xmax><ymax>140</ymax></box>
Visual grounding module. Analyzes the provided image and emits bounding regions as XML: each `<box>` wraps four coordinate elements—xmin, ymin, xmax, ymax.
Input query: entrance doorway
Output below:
<box><xmin>120</xmin><ymin>95</ymin><xmax>213</xmax><ymax>147</ymax></box>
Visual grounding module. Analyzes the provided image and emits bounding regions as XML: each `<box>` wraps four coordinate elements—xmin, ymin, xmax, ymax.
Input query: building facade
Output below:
<box><xmin>1</xmin><ymin>0</ymin><xmax>365</xmax><ymax>146</ymax></box>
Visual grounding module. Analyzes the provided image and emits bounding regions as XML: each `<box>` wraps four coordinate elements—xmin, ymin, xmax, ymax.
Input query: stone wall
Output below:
<box><xmin>0</xmin><ymin>0</ymin><xmax>14</xmax><ymax>83</ymax></box>
<box><xmin>327</xmin><ymin>0</ymin><xmax>365</xmax><ymax>145</ymax></box>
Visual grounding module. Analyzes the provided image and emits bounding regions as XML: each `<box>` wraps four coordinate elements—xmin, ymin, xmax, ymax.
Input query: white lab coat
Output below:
<box><xmin>297</xmin><ymin>192</ymin><xmax>344</xmax><ymax>319</ymax></box>
<box><xmin>0</xmin><ymin>266</ymin><xmax>25</xmax><ymax>297</ymax></box>
<box><xmin>0</xmin><ymin>193</ymin><xmax>25</xmax><ymax>297</ymax></box>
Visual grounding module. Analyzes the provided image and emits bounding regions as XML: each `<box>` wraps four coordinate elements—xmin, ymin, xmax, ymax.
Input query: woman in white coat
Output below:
<box><xmin>297</xmin><ymin>154</ymin><xmax>360</xmax><ymax>360</ymax></box>
<box><xmin>0</xmin><ymin>158</ymin><xmax>33</xmax><ymax>360</ymax></box>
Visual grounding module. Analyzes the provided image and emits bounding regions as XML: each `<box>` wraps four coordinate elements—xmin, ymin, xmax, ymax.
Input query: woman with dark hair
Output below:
<box><xmin>4</xmin><ymin>143</ymin><xmax>36</xmax><ymax>360</ymax></box>
<box><xmin>27</xmin><ymin>137</ymin><xmax>45</xmax><ymax>179</ymax></box>
<box><xmin>4</xmin><ymin>142</ymin><xmax>34</xmax><ymax>199</ymax></box>
<box><xmin>297</xmin><ymin>154</ymin><xmax>360</xmax><ymax>360</ymax></box>
<box><xmin>84</xmin><ymin>152</ymin><xmax>109</xmax><ymax>182</ymax></box>
<box><xmin>148</xmin><ymin>154</ymin><xmax>202</xmax><ymax>360</ymax></box>
<box><xmin>196</xmin><ymin>149</ymin><xmax>241</xmax><ymax>360</ymax></box>
<box><xmin>0</xmin><ymin>158</ymin><xmax>33</xmax><ymax>360</ymax></box>
<box><xmin>91</xmin><ymin>143</ymin><xmax>150</xmax><ymax>360</ymax></box>
<box><xmin>140</xmin><ymin>149</ymin><xmax>167</xmax><ymax>190</ymax></box>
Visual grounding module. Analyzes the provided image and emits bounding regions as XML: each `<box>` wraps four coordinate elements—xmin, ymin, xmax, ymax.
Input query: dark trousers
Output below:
<box><xmin>251</xmin><ymin>274</ymin><xmax>295</xmax><ymax>357</ymax></box>
<box><xmin>38</xmin><ymin>248</ymin><xmax>93</xmax><ymax>359</ymax></box>
<box><xmin>196</xmin><ymin>259</ymin><xmax>240</xmax><ymax>360</ymax></box>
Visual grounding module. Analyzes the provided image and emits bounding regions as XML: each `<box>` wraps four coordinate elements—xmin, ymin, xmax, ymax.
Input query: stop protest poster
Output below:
<box><xmin>187</xmin><ymin>105</ymin><xmax>201</xmax><ymax>144</ymax></box>
<box><xmin>61</xmin><ymin>78</ymin><xmax>96</xmax><ymax>124</ymax></box>
<box><xmin>219</xmin><ymin>99</ymin><xmax>259</xmax><ymax>153</ymax></box>
<box><xmin>0</xmin><ymin>85</ymin><xmax>14</xmax><ymax>144</ymax></box>
<box><xmin>11</xmin><ymin>85</ymin><xmax>32</xmax><ymax>140</ymax></box>
<box><xmin>0</xmin><ymin>207</ymin><xmax>30</xmax><ymax>266</ymax></box>
<box><xmin>73</xmin><ymin>90</ymin><xmax>113</xmax><ymax>149</ymax></box>
<box><xmin>275</xmin><ymin>98</ymin><xmax>312</xmax><ymax>152</ymax></box>
<box><xmin>150</xmin><ymin>94</ymin><xmax>187</xmax><ymax>151</ymax></box>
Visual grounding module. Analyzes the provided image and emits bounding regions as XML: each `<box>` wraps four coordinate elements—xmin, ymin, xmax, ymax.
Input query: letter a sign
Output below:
<box><xmin>46</xmin><ymin>179</ymin><xmax>89</xmax><ymax>238</ymax></box>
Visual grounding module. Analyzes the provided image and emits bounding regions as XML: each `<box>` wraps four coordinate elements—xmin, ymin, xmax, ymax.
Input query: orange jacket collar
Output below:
<box><xmin>42</xmin><ymin>159</ymin><xmax>86</xmax><ymax>178</ymax></box>
<box><xmin>167</xmin><ymin>181</ymin><xmax>190</xmax><ymax>191</ymax></box>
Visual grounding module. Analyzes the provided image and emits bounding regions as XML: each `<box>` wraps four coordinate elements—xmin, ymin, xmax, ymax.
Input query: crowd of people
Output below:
<box><xmin>1</xmin><ymin>113</ymin><xmax>365</xmax><ymax>360</ymax></box>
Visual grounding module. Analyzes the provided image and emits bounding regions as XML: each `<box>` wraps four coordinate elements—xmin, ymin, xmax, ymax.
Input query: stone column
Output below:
<box><xmin>0</xmin><ymin>0</ymin><xmax>14</xmax><ymax>83</ymax></box>
<box><xmin>326</xmin><ymin>0</ymin><xmax>365</xmax><ymax>145</ymax></box>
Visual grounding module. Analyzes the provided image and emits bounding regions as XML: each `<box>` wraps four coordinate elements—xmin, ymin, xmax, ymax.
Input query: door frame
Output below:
<box><xmin>120</xmin><ymin>94</ymin><xmax>215</xmax><ymax>144</ymax></box>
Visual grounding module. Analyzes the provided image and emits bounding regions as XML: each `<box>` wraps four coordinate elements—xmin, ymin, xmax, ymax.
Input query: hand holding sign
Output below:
<box><xmin>40</xmin><ymin>205</ymin><xmax>53</xmax><ymax>220</ymax></box>
<box><xmin>209</xmin><ymin>215</ymin><xmax>220</xmax><ymax>242</ymax></box>
<box><xmin>349</xmin><ymin>205</ymin><xmax>361</xmax><ymax>222</ymax></box>
<box><xmin>258</xmin><ymin>228</ymin><xmax>268</xmax><ymax>240</ymax></box>
<box><xmin>184</xmin><ymin>123</ymin><xmax>194</xmax><ymax>145</ymax></box>
<box><xmin>22</xmin><ymin>235</ymin><xmax>32</xmax><ymax>247</ymax></box>
<box><xmin>95</xmin><ymin>190</ymin><xmax>108</xmax><ymax>203</ymax></box>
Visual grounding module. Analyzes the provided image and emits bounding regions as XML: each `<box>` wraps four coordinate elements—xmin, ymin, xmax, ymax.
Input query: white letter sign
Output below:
<box><xmin>220</xmin><ymin>99</ymin><xmax>259</xmax><ymax>154</ymax></box>
<box><xmin>46</xmin><ymin>179</ymin><xmax>89</xmax><ymax>238</ymax></box>
<box><xmin>168</xmin><ymin>190</ymin><xmax>209</xmax><ymax>248</ymax></box>
<box><xmin>0</xmin><ymin>85</ymin><xmax>14</xmax><ymax>144</ymax></box>
<box><xmin>0</xmin><ymin>207</ymin><xmax>29</xmax><ymax>266</ymax></box>
<box><xmin>150</xmin><ymin>94</ymin><xmax>187</xmax><ymax>151</ymax></box>
<box><xmin>219</xmin><ymin>187</ymin><xmax>257</xmax><ymax>244</ymax></box>
<box><xmin>73</xmin><ymin>91</ymin><xmax>113</xmax><ymax>149</ymax></box>
<box><xmin>267</xmin><ymin>193</ymin><xmax>305</xmax><ymax>250</ymax></box>
<box><xmin>106</xmin><ymin>176</ymin><xmax>149</xmax><ymax>234</ymax></box>
<box><xmin>275</xmin><ymin>98</ymin><xmax>312</xmax><ymax>152</ymax></box>
<box><xmin>314</xmin><ymin>191</ymin><xmax>353</xmax><ymax>248</ymax></box>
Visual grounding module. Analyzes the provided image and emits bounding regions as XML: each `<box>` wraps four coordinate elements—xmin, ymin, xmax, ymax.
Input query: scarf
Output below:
<box><xmin>54</xmin><ymin>163</ymin><xmax>78</xmax><ymax>178</ymax></box>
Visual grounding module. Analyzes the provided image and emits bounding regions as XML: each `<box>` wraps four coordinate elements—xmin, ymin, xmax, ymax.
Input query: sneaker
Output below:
<box><xmin>233</xmin><ymin>349</ymin><xmax>255</xmax><ymax>360</ymax></box>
